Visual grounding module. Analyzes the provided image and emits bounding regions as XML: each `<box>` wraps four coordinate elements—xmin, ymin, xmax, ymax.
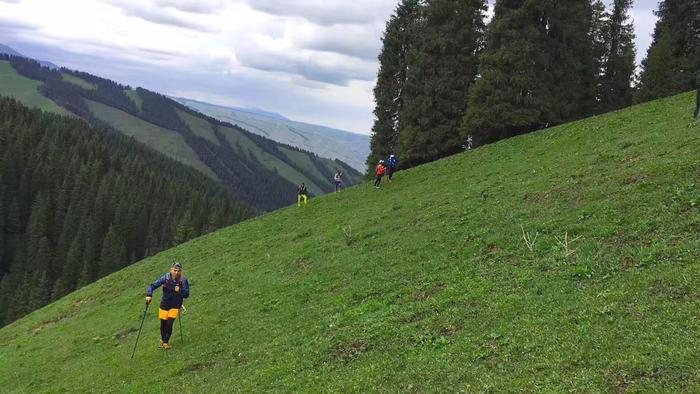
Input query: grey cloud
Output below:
<box><xmin>294</xmin><ymin>24</ymin><xmax>382</xmax><ymax>60</ymax></box>
<box><xmin>106</xmin><ymin>0</ymin><xmax>216</xmax><ymax>32</ymax></box>
<box><xmin>152</xmin><ymin>0</ymin><xmax>229</xmax><ymax>14</ymax></box>
<box><xmin>237</xmin><ymin>47</ymin><xmax>376</xmax><ymax>85</ymax></box>
<box><xmin>0</xmin><ymin>17</ymin><xmax>39</xmax><ymax>31</ymax></box>
<box><xmin>242</xmin><ymin>0</ymin><xmax>396</xmax><ymax>26</ymax></box>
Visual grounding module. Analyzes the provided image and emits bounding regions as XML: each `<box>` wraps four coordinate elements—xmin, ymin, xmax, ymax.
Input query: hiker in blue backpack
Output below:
<box><xmin>146</xmin><ymin>262</ymin><xmax>189</xmax><ymax>350</ymax></box>
<box><xmin>387</xmin><ymin>154</ymin><xmax>399</xmax><ymax>183</ymax></box>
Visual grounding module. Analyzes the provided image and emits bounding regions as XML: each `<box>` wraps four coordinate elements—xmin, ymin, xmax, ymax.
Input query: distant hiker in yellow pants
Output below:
<box><xmin>297</xmin><ymin>182</ymin><xmax>308</xmax><ymax>206</ymax></box>
<box><xmin>146</xmin><ymin>262</ymin><xmax>189</xmax><ymax>350</ymax></box>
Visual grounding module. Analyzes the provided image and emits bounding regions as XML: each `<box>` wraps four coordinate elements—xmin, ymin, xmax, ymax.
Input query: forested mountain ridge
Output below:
<box><xmin>0</xmin><ymin>97</ymin><xmax>254</xmax><ymax>326</ymax></box>
<box><xmin>173</xmin><ymin>97</ymin><xmax>370</xmax><ymax>172</ymax></box>
<box><xmin>0</xmin><ymin>54</ymin><xmax>363</xmax><ymax>211</ymax></box>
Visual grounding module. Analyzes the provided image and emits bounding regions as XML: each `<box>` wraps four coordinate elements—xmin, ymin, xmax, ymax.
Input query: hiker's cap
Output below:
<box><xmin>390</xmin><ymin>154</ymin><xmax>395</xmax><ymax>158</ymax></box>
<box><xmin>171</xmin><ymin>262</ymin><xmax>182</xmax><ymax>270</ymax></box>
<box><xmin>379</xmin><ymin>160</ymin><xmax>384</xmax><ymax>163</ymax></box>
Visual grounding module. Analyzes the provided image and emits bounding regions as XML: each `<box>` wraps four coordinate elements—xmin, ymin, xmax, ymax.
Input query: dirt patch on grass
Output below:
<box><xmin>415</xmin><ymin>284</ymin><xmax>445</xmax><ymax>301</ymax></box>
<box><xmin>441</xmin><ymin>324</ymin><xmax>462</xmax><ymax>337</ymax></box>
<box><xmin>179</xmin><ymin>361</ymin><xmax>215</xmax><ymax>374</ymax></box>
<box><xmin>623</xmin><ymin>175</ymin><xmax>647</xmax><ymax>185</ymax></box>
<box><xmin>294</xmin><ymin>257</ymin><xmax>312</xmax><ymax>270</ymax></box>
<box><xmin>292</xmin><ymin>229</ymin><xmax>311</xmax><ymax>241</ymax></box>
<box><xmin>72</xmin><ymin>297</ymin><xmax>94</xmax><ymax>309</ymax></box>
<box><xmin>523</xmin><ymin>191</ymin><xmax>550</xmax><ymax>202</ymax></box>
<box><xmin>610</xmin><ymin>367</ymin><xmax>667</xmax><ymax>393</ymax></box>
<box><xmin>331</xmin><ymin>340</ymin><xmax>369</xmax><ymax>363</ymax></box>
<box><xmin>114</xmin><ymin>327</ymin><xmax>138</xmax><ymax>340</ymax></box>
<box><xmin>32</xmin><ymin>318</ymin><xmax>61</xmax><ymax>334</ymax></box>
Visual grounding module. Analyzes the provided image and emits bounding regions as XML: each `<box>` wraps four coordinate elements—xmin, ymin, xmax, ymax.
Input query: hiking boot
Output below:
<box><xmin>162</xmin><ymin>342</ymin><xmax>172</xmax><ymax>350</ymax></box>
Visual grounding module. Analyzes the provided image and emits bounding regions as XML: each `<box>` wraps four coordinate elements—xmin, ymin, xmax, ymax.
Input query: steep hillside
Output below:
<box><xmin>1</xmin><ymin>93</ymin><xmax>698</xmax><ymax>391</ymax></box>
<box><xmin>0</xmin><ymin>55</ymin><xmax>363</xmax><ymax>211</ymax></box>
<box><xmin>174</xmin><ymin>97</ymin><xmax>370</xmax><ymax>171</ymax></box>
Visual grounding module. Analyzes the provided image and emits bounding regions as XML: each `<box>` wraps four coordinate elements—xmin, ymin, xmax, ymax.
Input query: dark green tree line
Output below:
<box><xmin>368</xmin><ymin>0</ymin><xmax>648</xmax><ymax>169</ymax></box>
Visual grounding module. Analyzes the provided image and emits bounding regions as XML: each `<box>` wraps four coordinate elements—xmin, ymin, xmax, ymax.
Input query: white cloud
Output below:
<box><xmin>240</xmin><ymin>0</ymin><xmax>397</xmax><ymax>26</ymax></box>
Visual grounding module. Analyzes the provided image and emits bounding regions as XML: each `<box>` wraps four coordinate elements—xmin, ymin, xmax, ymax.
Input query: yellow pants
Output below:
<box><xmin>159</xmin><ymin>308</ymin><xmax>180</xmax><ymax>320</ymax></box>
<box><xmin>297</xmin><ymin>194</ymin><xmax>308</xmax><ymax>206</ymax></box>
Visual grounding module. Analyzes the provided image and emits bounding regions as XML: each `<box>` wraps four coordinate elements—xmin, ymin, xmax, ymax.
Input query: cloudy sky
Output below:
<box><xmin>0</xmin><ymin>0</ymin><xmax>660</xmax><ymax>134</ymax></box>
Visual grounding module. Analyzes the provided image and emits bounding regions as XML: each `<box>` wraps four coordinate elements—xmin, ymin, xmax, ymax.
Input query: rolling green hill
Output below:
<box><xmin>0</xmin><ymin>55</ymin><xmax>363</xmax><ymax>211</ymax></box>
<box><xmin>173</xmin><ymin>97</ymin><xmax>370</xmax><ymax>172</ymax></box>
<box><xmin>0</xmin><ymin>61</ymin><xmax>70</xmax><ymax>116</ymax></box>
<box><xmin>1</xmin><ymin>93</ymin><xmax>698</xmax><ymax>392</ymax></box>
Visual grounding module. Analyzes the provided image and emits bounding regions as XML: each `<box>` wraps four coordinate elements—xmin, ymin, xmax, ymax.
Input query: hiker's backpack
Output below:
<box><xmin>162</xmin><ymin>274</ymin><xmax>184</xmax><ymax>293</ymax></box>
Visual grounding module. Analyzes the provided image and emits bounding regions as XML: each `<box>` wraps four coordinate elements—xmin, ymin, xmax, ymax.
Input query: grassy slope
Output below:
<box><xmin>2</xmin><ymin>93</ymin><xmax>699</xmax><ymax>392</ymax></box>
<box><xmin>176</xmin><ymin>108</ymin><xmax>220</xmax><ymax>145</ymax></box>
<box><xmin>61</xmin><ymin>73</ymin><xmax>96</xmax><ymax>90</ymax></box>
<box><xmin>219</xmin><ymin>125</ymin><xmax>326</xmax><ymax>194</ymax></box>
<box><xmin>0</xmin><ymin>61</ymin><xmax>70</xmax><ymax>116</ymax></box>
<box><xmin>86</xmin><ymin>100</ymin><xmax>218</xmax><ymax>180</ymax></box>
<box><xmin>124</xmin><ymin>88</ymin><xmax>143</xmax><ymax>110</ymax></box>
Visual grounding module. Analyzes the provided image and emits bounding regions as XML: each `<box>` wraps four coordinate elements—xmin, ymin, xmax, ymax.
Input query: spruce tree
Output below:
<box><xmin>98</xmin><ymin>223</ymin><xmax>126</xmax><ymax>277</ymax></box>
<box><xmin>398</xmin><ymin>0</ymin><xmax>488</xmax><ymax>167</ymax></box>
<box><xmin>591</xmin><ymin>0</ymin><xmax>609</xmax><ymax>112</ymax></box>
<box><xmin>637</xmin><ymin>0</ymin><xmax>700</xmax><ymax>102</ymax></box>
<box><xmin>29</xmin><ymin>271</ymin><xmax>50</xmax><ymax>310</ymax></box>
<box><xmin>173</xmin><ymin>210</ymin><xmax>196</xmax><ymax>246</ymax></box>
<box><xmin>4</xmin><ymin>198</ymin><xmax>21</xmax><ymax>271</ymax></box>
<box><xmin>462</xmin><ymin>0</ymin><xmax>597</xmax><ymax>146</ymax></box>
<box><xmin>25</xmin><ymin>194</ymin><xmax>51</xmax><ymax>266</ymax></box>
<box><xmin>599</xmin><ymin>0</ymin><xmax>636</xmax><ymax>111</ymax></box>
<box><xmin>367</xmin><ymin>0</ymin><xmax>423</xmax><ymax>173</ymax></box>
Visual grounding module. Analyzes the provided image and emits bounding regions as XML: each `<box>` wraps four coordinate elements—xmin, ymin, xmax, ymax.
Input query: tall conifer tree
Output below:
<box><xmin>367</xmin><ymin>0</ymin><xmax>423</xmax><ymax>173</ymax></box>
<box><xmin>599</xmin><ymin>0</ymin><xmax>636</xmax><ymax>111</ymax></box>
<box><xmin>398</xmin><ymin>0</ymin><xmax>488</xmax><ymax>167</ymax></box>
<box><xmin>462</xmin><ymin>0</ymin><xmax>596</xmax><ymax>146</ymax></box>
<box><xmin>637</xmin><ymin>0</ymin><xmax>700</xmax><ymax>102</ymax></box>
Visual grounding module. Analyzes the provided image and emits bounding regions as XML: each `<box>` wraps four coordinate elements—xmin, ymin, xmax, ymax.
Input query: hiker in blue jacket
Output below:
<box><xmin>146</xmin><ymin>262</ymin><xmax>189</xmax><ymax>350</ymax></box>
<box><xmin>387</xmin><ymin>154</ymin><xmax>399</xmax><ymax>183</ymax></box>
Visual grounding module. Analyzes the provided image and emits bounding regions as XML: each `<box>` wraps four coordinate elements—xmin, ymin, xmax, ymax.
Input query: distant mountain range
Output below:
<box><xmin>173</xmin><ymin>97</ymin><xmax>370</xmax><ymax>171</ymax></box>
<box><xmin>0</xmin><ymin>43</ymin><xmax>59</xmax><ymax>69</ymax></box>
<box><xmin>0</xmin><ymin>49</ymin><xmax>363</xmax><ymax>211</ymax></box>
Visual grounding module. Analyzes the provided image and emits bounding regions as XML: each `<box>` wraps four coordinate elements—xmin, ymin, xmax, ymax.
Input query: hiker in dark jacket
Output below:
<box><xmin>334</xmin><ymin>170</ymin><xmax>343</xmax><ymax>193</ymax></box>
<box><xmin>387</xmin><ymin>155</ymin><xmax>398</xmax><ymax>183</ymax></box>
<box><xmin>146</xmin><ymin>262</ymin><xmax>189</xmax><ymax>350</ymax></box>
<box><xmin>297</xmin><ymin>182</ymin><xmax>308</xmax><ymax>206</ymax></box>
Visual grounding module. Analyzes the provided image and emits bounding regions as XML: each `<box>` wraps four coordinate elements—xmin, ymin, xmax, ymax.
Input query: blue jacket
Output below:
<box><xmin>388</xmin><ymin>156</ymin><xmax>399</xmax><ymax>169</ymax></box>
<box><xmin>146</xmin><ymin>272</ymin><xmax>189</xmax><ymax>309</ymax></box>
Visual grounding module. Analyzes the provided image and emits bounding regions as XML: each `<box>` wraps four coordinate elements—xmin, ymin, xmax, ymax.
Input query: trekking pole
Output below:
<box><xmin>178</xmin><ymin>305</ymin><xmax>184</xmax><ymax>344</ymax></box>
<box><xmin>130</xmin><ymin>302</ymin><xmax>150</xmax><ymax>359</ymax></box>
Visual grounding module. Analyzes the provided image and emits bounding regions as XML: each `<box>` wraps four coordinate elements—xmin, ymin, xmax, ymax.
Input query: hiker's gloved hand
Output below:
<box><xmin>145</xmin><ymin>296</ymin><xmax>152</xmax><ymax>304</ymax></box>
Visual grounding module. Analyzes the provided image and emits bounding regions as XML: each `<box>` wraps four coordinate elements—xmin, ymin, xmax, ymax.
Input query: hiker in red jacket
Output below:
<box><xmin>374</xmin><ymin>160</ymin><xmax>386</xmax><ymax>189</ymax></box>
